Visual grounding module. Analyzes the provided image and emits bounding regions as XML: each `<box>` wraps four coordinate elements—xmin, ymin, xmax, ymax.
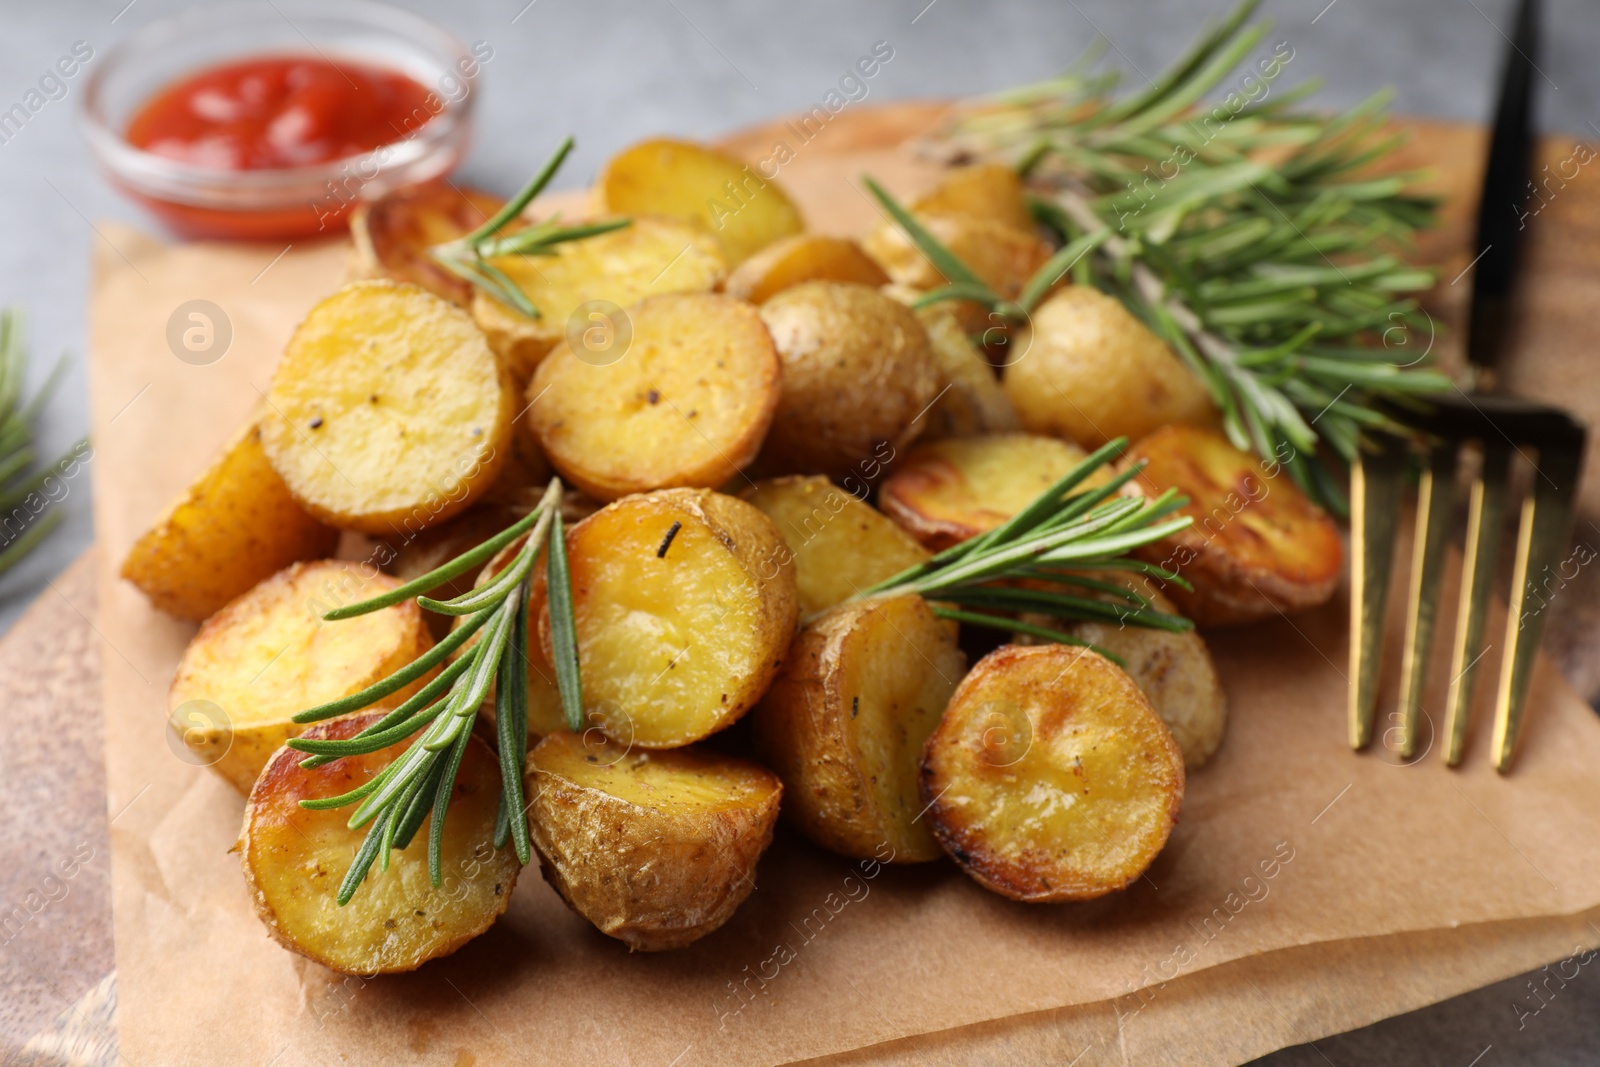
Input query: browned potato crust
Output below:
<box><xmin>349</xmin><ymin>182</ymin><xmax>504</xmax><ymax>306</ymax></box>
<box><xmin>1124</xmin><ymin>424</ymin><xmax>1342</xmax><ymax>626</ymax></box>
<box><xmin>529</xmin><ymin>292</ymin><xmax>781</xmax><ymax>502</ymax></box>
<box><xmin>757</xmin><ymin>281</ymin><xmax>940</xmax><ymax>481</ymax></box>
<box><xmin>864</xmin><ymin>213</ymin><xmax>1050</xmax><ymax>334</ymax></box>
<box><xmin>914</xmin><ymin>304</ymin><xmax>1020</xmax><ymax>440</ymax></box>
<box><xmin>879</xmin><ymin>433</ymin><xmax>1097</xmax><ymax>551</ymax></box>
<box><xmin>739</xmin><ymin>475</ymin><xmax>929</xmax><ymax>616</ymax></box>
<box><xmin>922</xmin><ymin>644</ymin><xmax>1184</xmax><ymax>902</ymax></box>
<box><xmin>526</xmin><ymin>731</ymin><xmax>782</xmax><ymax>950</ymax></box>
<box><xmin>725</xmin><ymin>234</ymin><xmax>890</xmax><ymax>304</ymax></box>
<box><xmin>910</xmin><ymin>162</ymin><xmax>1037</xmax><ymax>233</ymax></box>
<box><xmin>169</xmin><ymin>560</ymin><xmax>435</xmax><ymax>792</ymax></box>
<box><xmin>261</xmin><ymin>280</ymin><xmax>515</xmax><ymax>535</ymax></box>
<box><xmin>594</xmin><ymin>138</ymin><xmax>804</xmax><ymax>263</ymax></box>
<box><xmin>241</xmin><ymin>712</ymin><xmax>519</xmax><ymax>974</ymax></box>
<box><xmin>536</xmin><ymin>488</ymin><xmax>799</xmax><ymax>748</ymax></box>
<box><xmin>120</xmin><ymin>418</ymin><xmax>338</xmax><ymax>620</ymax></box>
<box><xmin>1004</xmin><ymin>286</ymin><xmax>1218</xmax><ymax>447</ymax></box>
<box><xmin>753</xmin><ymin>595</ymin><xmax>964</xmax><ymax>861</ymax></box>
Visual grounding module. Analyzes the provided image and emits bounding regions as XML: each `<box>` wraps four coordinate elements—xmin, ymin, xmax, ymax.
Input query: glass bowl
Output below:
<box><xmin>81</xmin><ymin>0</ymin><xmax>477</xmax><ymax>241</ymax></box>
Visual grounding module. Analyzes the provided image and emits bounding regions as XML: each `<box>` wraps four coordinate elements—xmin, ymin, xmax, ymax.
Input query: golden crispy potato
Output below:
<box><xmin>349</xmin><ymin>182</ymin><xmax>504</xmax><ymax>306</ymax></box>
<box><xmin>261</xmin><ymin>280</ymin><xmax>514</xmax><ymax>536</ymax></box>
<box><xmin>471</xmin><ymin>216</ymin><xmax>727</xmax><ymax>384</ymax></box>
<box><xmin>911</xmin><ymin>162</ymin><xmax>1037</xmax><ymax>234</ymax></box>
<box><xmin>757</xmin><ymin>281</ymin><xmax>940</xmax><ymax>481</ymax></box>
<box><xmin>725</xmin><ymin>234</ymin><xmax>890</xmax><ymax>304</ymax></box>
<box><xmin>1124</xmin><ymin>425</ymin><xmax>1342</xmax><ymax>626</ymax></box>
<box><xmin>914</xmin><ymin>304</ymin><xmax>1020</xmax><ymax>440</ymax></box>
<box><xmin>526</xmin><ymin>731</ymin><xmax>782</xmax><ymax>951</ymax></box>
<box><xmin>241</xmin><ymin>712</ymin><xmax>519</xmax><ymax>974</ymax></box>
<box><xmin>754</xmin><ymin>595</ymin><xmax>964</xmax><ymax>862</ymax></box>
<box><xmin>864</xmin><ymin>212</ymin><xmax>1050</xmax><ymax>334</ymax></box>
<box><xmin>594</xmin><ymin>138</ymin><xmax>804</xmax><ymax>263</ymax></box>
<box><xmin>536</xmin><ymin>489</ymin><xmax>798</xmax><ymax>748</ymax></box>
<box><xmin>1004</xmin><ymin>286</ymin><xmax>1217</xmax><ymax>447</ymax></box>
<box><xmin>120</xmin><ymin>419</ymin><xmax>338</xmax><ymax>621</ymax></box>
<box><xmin>922</xmin><ymin>644</ymin><xmax>1184</xmax><ymax>902</ymax></box>
<box><xmin>739</xmin><ymin>475</ymin><xmax>929</xmax><ymax>616</ymax></box>
<box><xmin>529</xmin><ymin>292</ymin><xmax>780</xmax><ymax>502</ymax></box>
<box><xmin>169</xmin><ymin>560</ymin><xmax>435</xmax><ymax>793</ymax></box>
<box><xmin>879</xmin><ymin>433</ymin><xmax>1097</xmax><ymax>551</ymax></box>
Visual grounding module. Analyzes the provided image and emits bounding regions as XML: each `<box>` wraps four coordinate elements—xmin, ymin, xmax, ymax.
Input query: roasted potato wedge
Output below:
<box><xmin>1124</xmin><ymin>424</ymin><xmax>1342</xmax><ymax>626</ymax></box>
<box><xmin>724</xmin><ymin>234</ymin><xmax>889</xmax><ymax>304</ymax></box>
<box><xmin>879</xmin><ymin>433</ymin><xmax>1097</xmax><ymax>551</ymax></box>
<box><xmin>753</xmin><ymin>595</ymin><xmax>964</xmax><ymax>862</ymax></box>
<box><xmin>922</xmin><ymin>644</ymin><xmax>1185</xmax><ymax>902</ymax></box>
<box><xmin>471</xmin><ymin>215</ymin><xmax>727</xmax><ymax>385</ymax></box>
<box><xmin>349</xmin><ymin>182</ymin><xmax>504</xmax><ymax>306</ymax></box>
<box><xmin>241</xmin><ymin>712</ymin><xmax>519</xmax><ymax>973</ymax></box>
<box><xmin>261</xmin><ymin>280</ymin><xmax>514</xmax><ymax>536</ymax></box>
<box><xmin>536</xmin><ymin>488</ymin><xmax>798</xmax><ymax>748</ymax></box>
<box><xmin>529</xmin><ymin>292</ymin><xmax>780</xmax><ymax>502</ymax></box>
<box><xmin>121</xmin><ymin>419</ymin><xmax>338</xmax><ymax>620</ymax></box>
<box><xmin>864</xmin><ymin>212</ymin><xmax>1050</xmax><ymax>334</ymax></box>
<box><xmin>169</xmin><ymin>560</ymin><xmax>435</xmax><ymax>793</ymax></box>
<box><xmin>914</xmin><ymin>304</ymin><xmax>1020</xmax><ymax>440</ymax></box>
<box><xmin>1004</xmin><ymin>286</ymin><xmax>1217</xmax><ymax>447</ymax></box>
<box><xmin>526</xmin><ymin>731</ymin><xmax>782</xmax><ymax>951</ymax></box>
<box><xmin>739</xmin><ymin>475</ymin><xmax>929</xmax><ymax>616</ymax></box>
<box><xmin>757</xmin><ymin>281</ymin><xmax>940</xmax><ymax>482</ymax></box>
<box><xmin>594</xmin><ymin>138</ymin><xmax>804</xmax><ymax>263</ymax></box>
<box><xmin>909</xmin><ymin>162</ymin><xmax>1037</xmax><ymax>234</ymax></box>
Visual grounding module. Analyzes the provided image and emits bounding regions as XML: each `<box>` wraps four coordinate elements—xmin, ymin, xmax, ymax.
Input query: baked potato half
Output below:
<box><xmin>1004</xmin><ymin>286</ymin><xmax>1217</xmax><ymax>447</ymax></box>
<box><xmin>241</xmin><ymin>712</ymin><xmax>519</xmax><ymax>974</ymax></box>
<box><xmin>922</xmin><ymin>643</ymin><xmax>1185</xmax><ymax>902</ymax></box>
<box><xmin>753</xmin><ymin>595</ymin><xmax>965</xmax><ymax>862</ymax></box>
<box><xmin>909</xmin><ymin>162</ymin><xmax>1037</xmax><ymax>234</ymax></box>
<box><xmin>739</xmin><ymin>475</ymin><xmax>929</xmax><ymax>617</ymax></box>
<box><xmin>757</xmin><ymin>281</ymin><xmax>940</xmax><ymax>482</ymax></box>
<box><xmin>349</xmin><ymin>182</ymin><xmax>505</xmax><ymax>306</ymax></box>
<box><xmin>864</xmin><ymin>212</ymin><xmax>1050</xmax><ymax>334</ymax></box>
<box><xmin>724</xmin><ymin>234</ymin><xmax>889</xmax><ymax>304</ymax></box>
<box><xmin>536</xmin><ymin>488</ymin><xmax>799</xmax><ymax>748</ymax></box>
<box><xmin>526</xmin><ymin>731</ymin><xmax>782</xmax><ymax>951</ymax></box>
<box><xmin>120</xmin><ymin>418</ymin><xmax>338</xmax><ymax>621</ymax></box>
<box><xmin>261</xmin><ymin>280</ymin><xmax>515</xmax><ymax>536</ymax></box>
<box><xmin>913</xmin><ymin>304</ymin><xmax>1020</xmax><ymax>440</ymax></box>
<box><xmin>529</xmin><ymin>292</ymin><xmax>781</xmax><ymax>502</ymax></box>
<box><xmin>594</xmin><ymin>138</ymin><xmax>804</xmax><ymax>263</ymax></box>
<box><xmin>169</xmin><ymin>560</ymin><xmax>435</xmax><ymax>792</ymax></box>
<box><xmin>1124</xmin><ymin>424</ymin><xmax>1342</xmax><ymax>626</ymax></box>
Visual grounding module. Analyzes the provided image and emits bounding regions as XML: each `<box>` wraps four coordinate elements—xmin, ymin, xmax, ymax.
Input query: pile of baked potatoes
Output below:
<box><xmin>124</xmin><ymin>139</ymin><xmax>1342</xmax><ymax>974</ymax></box>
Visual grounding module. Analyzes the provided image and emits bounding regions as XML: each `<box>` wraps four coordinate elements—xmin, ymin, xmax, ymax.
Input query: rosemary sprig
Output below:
<box><xmin>287</xmin><ymin>477</ymin><xmax>582</xmax><ymax>905</ymax></box>
<box><xmin>429</xmin><ymin>136</ymin><xmax>632</xmax><ymax>317</ymax></box>
<box><xmin>888</xmin><ymin>0</ymin><xmax>1452</xmax><ymax>514</ymax></box>
<box><xmin>0</xmin><ymin>308</ymin><xmax>80</xmax><ymax>578</ymax></box>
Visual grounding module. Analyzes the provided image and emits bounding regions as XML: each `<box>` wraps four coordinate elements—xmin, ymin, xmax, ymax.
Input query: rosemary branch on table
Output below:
<box><xmin>429</xmin><ymin>136</ymin><xmax>631</xmax><ymax>317</ymax></box>
<box><xmin>0</xmin><ymin>308</ymin><xmax>80</xmax><ymax>578</ymax></box>
<box><xmin>884</xmin><ymin>0</ymin><xmax>1451</xmax><ymax>514</ymax></box>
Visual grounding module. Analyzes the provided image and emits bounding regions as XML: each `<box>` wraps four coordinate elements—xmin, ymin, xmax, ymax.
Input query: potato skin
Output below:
<box><xmin>241</xmin><ymin>713</ymin><xmax>519</xmax><ymax>974</ymax></box>
<box><xmin>1004</xmin><ymin>286</ymin><xmax>1217</xmax><ymax>447</ymax></box>
<box><xmin>529</xmin><ymin>292</ymin><xmax>781</xmax><ymax>502</ymax></box>
<box><xmin>1124</xmin><ymin>424</ymin><xmax>1342</xmax><ymax>626</ymax></box>
<box><xmin>913</xmin><ymin>305</ymin><xmax>1020</xmax><ymax>440</ymax></box>
<box><xmin>121</xmin><ymin>419</ymin><xmax>338</xmax><ymax>620</ymax></box>
<box><xmin>757</xmin><ymin>281</ymin><xmax>940</xmax><ymax>482</ymax></box>
<box><xmin>922</xmin><ymin>644</ymin><xmax>1184</xmax><ymax>902</ymax></box>
<box><xmin>865</xmin><ymin>213</ymin><xmax>1050</xmax><ymax>334</ymax></box>
<box><xmin>725</xmin><ymin>234</ymin><xmax>890</xmax><ymax>304</ymax></box>
<box><xmin>349</xmin><ymin>182</ymin><xmax>505</xmax><ymax>306</ymax></box>
<box><xmin>526</xmin><ymin>732</ymin><xmax>782</xmax><ymax>950</ymax></box>
<box><xmin>753</xmin><ymin>596</ymin><xmax>964</xmax><ymax>862</ymax></box>
<box><xmin>169</xmin><ymin>560</ymin><xmax>434</xmax><ymax>793</ymax></box>
<box><xmin>262</xmin><ymin>280</ymin><xmax>515</xmax><ymax>535</ymax></box>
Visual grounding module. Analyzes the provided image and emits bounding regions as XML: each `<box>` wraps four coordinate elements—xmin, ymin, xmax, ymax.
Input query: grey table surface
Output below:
<box><xmin>3</xmin><ymin>0</ymin><xmax>1599</xmax><ymax>1063</ymax></box>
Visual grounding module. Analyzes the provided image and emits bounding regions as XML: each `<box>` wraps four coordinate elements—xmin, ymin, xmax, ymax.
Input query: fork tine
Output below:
<box><xmin>1396</xmin><ymin>442</ymin><xmax>1457</xmax><ymax>758</ymax></box>
<box><xmin>1491</xmin><ymin>439</ymin><xmax>1584</xmax><ymax>771</ymax></box>
<box><xmin>1441</xmin><ymin>443</ymin><xmax>1511</xmax><ymax>765</ymax></box>
<box><xmin>1349</xmin><ymin>432</ymin><xmax>1408</xmax><ymax>750</ymax></box>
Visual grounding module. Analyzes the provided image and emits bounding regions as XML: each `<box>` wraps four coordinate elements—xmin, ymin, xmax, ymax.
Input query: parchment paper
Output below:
<box><xmin>88</xmin><ymin>126</ymin><xmax>1600</xmax><ymax>1065</ymax></box>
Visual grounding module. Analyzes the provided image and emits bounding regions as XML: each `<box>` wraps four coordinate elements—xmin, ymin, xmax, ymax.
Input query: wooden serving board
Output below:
<box><xmin>6</xmin><ymin>104</ymin><xmax>1600</xmax><ymax>1064</ymax></box>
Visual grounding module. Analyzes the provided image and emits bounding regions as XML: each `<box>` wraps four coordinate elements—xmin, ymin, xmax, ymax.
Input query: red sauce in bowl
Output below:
<box><xmin>126</xmin><ymin>55</ymin><xmax>434</xmax><ymax>171</ymax></box>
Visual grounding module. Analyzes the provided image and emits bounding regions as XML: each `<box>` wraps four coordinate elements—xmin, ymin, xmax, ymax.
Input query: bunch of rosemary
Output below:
<box><xmin>0</xmin><ymin>309</ymin><xmax>77</xmax><ymax>577</ymax></box>
<box><xmin>907</xmin><ymin>0</ymin><xmax>1451</xmax><ymax>513</ymax></box>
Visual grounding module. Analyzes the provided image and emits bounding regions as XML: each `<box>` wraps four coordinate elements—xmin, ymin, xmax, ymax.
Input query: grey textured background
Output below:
<box><xmin>3</xmin><ymin>0</ymin><xmax>1599</xmax><ymax>1062</ymax></box>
